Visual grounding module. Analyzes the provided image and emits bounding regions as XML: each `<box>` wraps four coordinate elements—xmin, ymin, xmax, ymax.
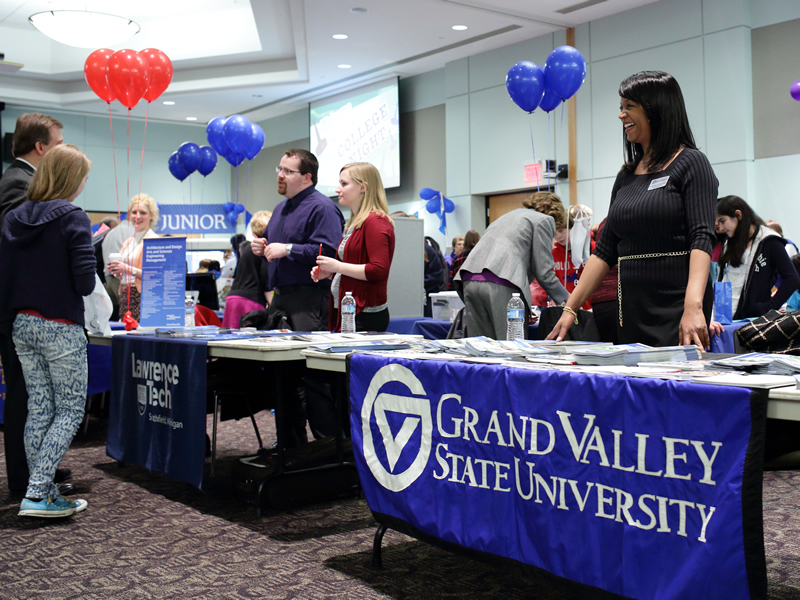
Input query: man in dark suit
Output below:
<box><xmin>0</xmin><ymin>113</ymin><xmax>73</xmax><ymax>496</ymax></box>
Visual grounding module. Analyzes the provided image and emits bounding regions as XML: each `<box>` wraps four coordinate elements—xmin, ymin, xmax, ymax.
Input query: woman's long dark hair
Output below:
<box><xmin>717</xmin><ymin>195</ymin><xmax>765</xmax><ymax>268</ymax></box>
<box><xmin>619</xmin><ymin>71</ymin><xmax>697</xmax><ymax>173</ymax></box>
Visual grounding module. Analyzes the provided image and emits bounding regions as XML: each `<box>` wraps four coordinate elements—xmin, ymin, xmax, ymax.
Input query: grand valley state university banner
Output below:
<box><xmin>349</xmin><ymin>354</ymin><xmax>767</xmax><ymax>600</ymax></box>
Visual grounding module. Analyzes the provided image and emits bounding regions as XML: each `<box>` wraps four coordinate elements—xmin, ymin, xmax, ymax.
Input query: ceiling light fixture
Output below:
<box><xmin>186</xmin><ymin>117</ymin><xmax>198</xmax><ymax>121</ymax></box>
<box><xmin>338</xmin><ymin>64</ymin><xmax>352</xmax><ymax>69</ymax></box>
<box><xmin>163</xmin><ymin>101</ymin><xmax>175</xmax><ymax>105</ymax></box>
<box><xmin>452</xmin><ymin>25</ymin><xmax>468</xmax><ymax>30</ymax></box>
<box><xmin>332</xmin><ymin>34</ymin><xmax>348</xmax><ymax>40</ymax></box>
<box><xmin>28</xmin><ymin>10</ymin><xmax>140</xmax><ymax>49</ymax></box>
<box><xmin>350</xmin><ymin>8</ymin><xmax>368</xmax><ymax>14</ymax></box>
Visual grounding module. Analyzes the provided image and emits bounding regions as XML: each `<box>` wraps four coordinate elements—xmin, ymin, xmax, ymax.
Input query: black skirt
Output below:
<box><xmin>617</xmin><ymin>279</ymin><xmax>712</xmax><ymax>347</ymax></box>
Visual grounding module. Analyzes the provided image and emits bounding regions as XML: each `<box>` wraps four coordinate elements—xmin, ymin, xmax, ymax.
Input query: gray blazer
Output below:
<box><xmin>454</xmin><ymin>208</ymin><xmax>569</xmax><ymax>308</ymax></box>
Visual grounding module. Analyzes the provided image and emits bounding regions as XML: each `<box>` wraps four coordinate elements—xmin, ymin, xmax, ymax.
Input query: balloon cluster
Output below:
<box><xmin>84</xmin><ymin>48</ymin><xmax>173</xmax><ymax>108</ymax></box>
<box><xmin>223</xmin><ymin>202</ymin><xmax>246</xmax><ymax>225</ymax></box>
<box><xmin>206</xmin><ymin>115</ymin><xmax>265</xmax><ymax>167</ymax></box>
<box><xmin>168</xmin><ymin>143</ymin><xmax>218</xmax><ymax>182</ymax></box>
<box><xmin>420</xmin><ymin>187</ymin><xmax>454</xmax><ymax>235</ymax></box>
<box><xmin>505</xmin><ymin>46</ymin><xmax>587</xmax><ymax>114</ymax></box>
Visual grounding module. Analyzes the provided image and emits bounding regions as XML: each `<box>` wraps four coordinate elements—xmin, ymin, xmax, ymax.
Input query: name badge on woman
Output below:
<box><xmin>648</xmin><ymin>176</ymin><xmax>669</xmax><ymax>190</ymax></box>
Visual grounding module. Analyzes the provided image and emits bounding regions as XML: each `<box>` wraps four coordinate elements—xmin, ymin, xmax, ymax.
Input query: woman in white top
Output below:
<box><xmin>107</xmin><ymin>194</ymin><xmax>160</xmax><ymax>321</ymax></box>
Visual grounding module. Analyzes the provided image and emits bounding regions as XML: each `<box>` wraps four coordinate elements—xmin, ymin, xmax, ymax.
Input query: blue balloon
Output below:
<box><xmin>177</xmin><ymin>142</ymin><xmax>201</xmax><ymax>174</ymax></box>
<box><xmin>244</xmin><ymin>123</ymin><xmax>265</xmax><ymax>160</ymax></box>
<box><xmin>225</xmin><ymin>151</ymin><xmax>245</xmax><ymax>167</ymax></box>
<box><xmin>206</xmin><ymin>117</ymin><xmax>229</xmax><ymax>157</ymax></box>
<box><xmin>419</xmin><ymin>187</ymin><xmax>439</xmax><ymax>201</ymax></box>
<box><xmin>443</xmin><ymin>197</ymin><xmax>455</xmax><ymax>213</ymax></box>
<box><xmin>506</xmin><ymin>61</ymin><xmax>546</xmax><ymax>113</ymax></box>
<box><xmin>228</xmin><ymin>212</ymin><xmax>239</xmax><ymax>225</ymax></box>
<box><xmin>544</xmin><ymin>46</ymin><xmax>587</xmax><ymax>101</ymax></box>
<box><xmin>538</xmin><ymin>85</ymin><xmax>562</xmax><ymax>112</ymax></box>
<box><xmin>197</xmin><ymin>146</ymin><xmax>217</xmax><ymax>176</ymax></box>
<box><xmin>234</xmin><ymin>203</ymin><xmax>245</xmax><ymax>214</ymax></box>
<box><xmin>223</xmin><ymin>115</ymin><xmax>252</xmax><ymax>154</ymax></box>
<box><xmin>223</xmin><ymin>202</ymin><xmax>235</xmax><ymax>213</ymax></box>
<box><xmin>168</xmin><ymin>152</ymin><xmax>189</xmax><ymax>182</ymax></box>
<box><xmin>426</xmin><ymin>197</ymin><xmax>441</xmax><ymax>215</ymax></box>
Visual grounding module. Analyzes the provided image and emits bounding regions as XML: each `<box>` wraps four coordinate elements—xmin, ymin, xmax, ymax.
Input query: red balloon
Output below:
<box><xmin>106</xmin><ymin>49</ymin><xmax>151</xmax><ymax>110</ymax></box>
<box><xmin>138</xmin><ymin>48</ymin><xmax>173</xmax><ymax>102</ymax></box>
<box><xmin>84</xmin><ymin>48</ymin><xmax>116</xmax><ymax>103</ymax></box>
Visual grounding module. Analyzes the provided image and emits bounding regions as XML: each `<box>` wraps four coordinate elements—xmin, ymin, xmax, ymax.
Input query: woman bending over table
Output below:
<box><xmin>547</xmin><ymin>71</ymin><xmax>718</xmax><ymax>348</ymax></box>
<box><xmin>312</xmin><ymin>162</ymin><xmax>395</xmax><ymax>332</ymax></box>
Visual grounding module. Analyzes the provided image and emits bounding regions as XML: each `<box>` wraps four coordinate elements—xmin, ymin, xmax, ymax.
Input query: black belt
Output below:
<box><xmin>273</xmin><ymin>284</ymin><xmax>316</xmax><ymax>296</ymax></box>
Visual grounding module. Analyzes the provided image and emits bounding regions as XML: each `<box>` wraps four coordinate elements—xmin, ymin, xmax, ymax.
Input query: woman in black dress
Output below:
<box><xmin>547</xmin><ymin>71</ymin><xmax>718</xmax><ymax>348</ymax></box>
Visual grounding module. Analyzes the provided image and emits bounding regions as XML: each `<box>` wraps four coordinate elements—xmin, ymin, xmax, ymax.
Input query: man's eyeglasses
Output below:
<box><xmin>276</xmin><ymin>167</ymin><xmax>303</xmax><ymax>177</ymax></box>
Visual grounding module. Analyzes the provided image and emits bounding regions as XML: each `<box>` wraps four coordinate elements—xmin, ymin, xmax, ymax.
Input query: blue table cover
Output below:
<box><xmin>107</xmin><ymin>335</ymin><xmax>208</xmax><ymax>489</ymax></box>
<box><xmin>349</xmin><ymin>354</ymin><xmax>767</xmax><ymax>600</ymax></box>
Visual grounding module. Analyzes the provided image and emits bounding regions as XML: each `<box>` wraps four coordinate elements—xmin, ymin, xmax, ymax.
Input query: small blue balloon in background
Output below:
<box><xmin>177</xmin><ymin>142</ymin><xmax>201</xmax><ymax>174</ymax></box>
<box><xmin>419</xmin><ymin>187</ymin><xmax>439</xmax><ymax>201</ymax></box>
<box><xmin>226</xmin><ymin>152</ymin><xmax>245</xmax><ymax>167</ymax></box>
<box><xmin>244</xmin><ymin>123</ymin><xmax>265</xmax><ymax>160</ymax></box>
<box><xmin>223</xmin><ymin>201</ymin><xmax>235</xmax><ymax>213</ymax></box>
<box><xmin>206</xmin><ymin>117</ymin><xmax>229</xmax><ymax>157</ymax></box>
<box><xmin>168</xmin><ymin>152</ymin><xmax>189</xmax><ymax>181</ymax></box>
<box><xmin>506</xmin><ymin>61</ymin><xmax>546</xmax><ymax>113</ymax></box>
<box><xmin>538</xmin><ymin>85</ymin><xmax>562</xmax><ymax>113</ymax></box>
<box><xmin>227</xmin><ymin>212</ymin><xmax>239</xmax><ymax>225</ymax></box>
<box><xmin>234</xmin><ymin>203</ymin><xmax>245</xmax><ymax>215</ymax></box>
<box><xmin>443</xmin><ymin>197</ymin><xmax>455</xmax><ymax>213</ymax></box>
<box><xmin>425</xmin><ymin>197</ymin><xmax>441</xmax><ymax>215</ymax></box>
<box><xmin>544</xmin><ymin>45</ymin><xmax>587</xmax><ymax>101</ymax></box>
<box><xmin>198</xmin><ymin>146</ymin><xmax>217</xmax><ymax>176</ymax></box>
<box><xmin>223</xmin><ymin>115</ymin><xmax>253</xmax><ymax>155</ymax></box>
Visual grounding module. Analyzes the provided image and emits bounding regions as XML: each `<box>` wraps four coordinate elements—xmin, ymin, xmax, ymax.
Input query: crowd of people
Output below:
<box><xmin>5</xmin><ymin>67</ymin><xmax>800</xmax><ymax>519</ymax></box>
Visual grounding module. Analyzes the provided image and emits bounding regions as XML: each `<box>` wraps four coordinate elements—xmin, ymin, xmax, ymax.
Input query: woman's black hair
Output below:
<box><xmin>619</xmin><ymin>71</ymin><xmax>697</xmax><ymax>173</ymax></box>
<box><xmin>717</xmin><ymin>195</ymin><xmax>766</xmax><ymax>268</ymax></box>
<box><xmin>792</xmin><ymin>253</ymin><xmax>800</xmax><ymax>278</ymax></box>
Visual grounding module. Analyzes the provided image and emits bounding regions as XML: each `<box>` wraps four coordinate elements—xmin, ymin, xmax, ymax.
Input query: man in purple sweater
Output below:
<box><xmin>253</xmin><ymin>149</ymin><xmax>345</xmax><ymax>445</ymax></box>
<box><xmin>0</xmin><ymin>113</ymin><xmax>74</xmax><ymax>497</ymax></box>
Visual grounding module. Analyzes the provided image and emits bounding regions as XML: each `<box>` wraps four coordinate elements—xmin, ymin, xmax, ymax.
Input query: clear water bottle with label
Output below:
<box><xmin>506</xmin><ymin>293</ymin><xmax>525</xmax><ymax>341</ymax></box>
<box><xmin>341</xmin><ymin>291</ymin><xmax>356</xmax><ymax>334</ymax></box>
<box><xmin>185</xmin><ymin>295</ymin><xmax>196</xmax><ymax>327</ymax></box>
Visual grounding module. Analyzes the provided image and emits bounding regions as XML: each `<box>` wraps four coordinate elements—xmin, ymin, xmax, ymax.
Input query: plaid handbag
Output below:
<box><xmin>736</xmin><ymin>309</ymin><xmax>800</xmax><ymax>354</ymax></box>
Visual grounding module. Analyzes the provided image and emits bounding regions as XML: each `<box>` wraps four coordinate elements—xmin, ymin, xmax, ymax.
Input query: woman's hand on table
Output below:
<box><xmin>545</xmin><ymin>311</ymin><xmax>574</xmax><ymax>342</ymax></box>
<box><xmin>679</xmin><ymin>306</ymin><xmax>710</xmax><ymax>350</ymax></box>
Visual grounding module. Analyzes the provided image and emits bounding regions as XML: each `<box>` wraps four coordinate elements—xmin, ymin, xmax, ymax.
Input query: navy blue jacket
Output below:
<box><xmin>0</xmin><ymin>199</ymin><xmax>96</xmax><ymax>329</ymax></box>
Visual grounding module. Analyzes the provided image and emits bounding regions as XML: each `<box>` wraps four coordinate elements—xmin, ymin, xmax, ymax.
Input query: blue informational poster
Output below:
<box><xmin>140</xmin><ymin>238</ymin><xmax>186</xmax><ymax>327</ymax></box>
<box><xmin>349</xmin><ymin>354</ymin><xmax>767</xmax><ymax>600</ymax></box>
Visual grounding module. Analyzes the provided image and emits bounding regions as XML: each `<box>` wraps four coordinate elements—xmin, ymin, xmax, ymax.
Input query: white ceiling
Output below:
<box><xmin>0</xmin><ymin>0</ymin><xmax>659</xmax><ymax>125</ymax></box>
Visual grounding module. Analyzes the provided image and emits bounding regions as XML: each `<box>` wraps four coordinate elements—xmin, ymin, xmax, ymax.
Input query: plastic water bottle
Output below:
<box><xmin>341</xmin><ymin>292</ymin><xmax>356</xmax><ymax>334</ymax></box>
<box><xmin>185</xmin><ymin>295</ymin><xmax>196</xmax><ymax>327</ymax></box>
<box><xmin>506</xmin><ymin>293</ymin><xmax>525</xmax><ymax>341</ymax></box>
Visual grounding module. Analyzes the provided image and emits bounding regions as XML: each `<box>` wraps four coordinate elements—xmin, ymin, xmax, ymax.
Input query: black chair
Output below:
<box><xmin>186</xmin><ymin>272</ymin><xmax>219</xmax><ymax>310</ymax></box>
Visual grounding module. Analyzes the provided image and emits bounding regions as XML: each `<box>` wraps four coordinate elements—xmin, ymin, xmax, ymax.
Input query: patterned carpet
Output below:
<box><xmin>1</xmin><ymin>408</ymin><xmax>800</xmax><ymax>599</ymax></box>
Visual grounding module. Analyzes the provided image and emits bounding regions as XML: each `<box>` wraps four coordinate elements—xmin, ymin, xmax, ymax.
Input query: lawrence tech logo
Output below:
<box><xmin>361</xmin><ymin>364</ymin><xmax>433</xmax><ymax>492</ymax></box>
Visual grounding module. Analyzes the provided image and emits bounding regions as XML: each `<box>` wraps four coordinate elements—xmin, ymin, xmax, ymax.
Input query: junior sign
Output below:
<box><xmin>157</xmin><ymin>204</ymin><xmax>250</xmax><ymax>234</ymax></box>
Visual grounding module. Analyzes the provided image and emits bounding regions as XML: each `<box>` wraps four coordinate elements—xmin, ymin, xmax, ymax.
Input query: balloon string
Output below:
<box><xmin>139</xmin><ymin>103</ymin><xmax>150</xmax><ymax>197</ymax></box>
<box><xmin>245</xmin><ymin>161</ymin><xmax>250</xmax><ymax>230</ymax></box>
<box><xmin>201</xmin><ymin>174</ymin><xmax>205</xmax><ymax>204</ymax></box>
<box><xmin>126</xmin><ymin>109</ymin><xmax>131</xmax><ymax>201</ymax></box>
<box><xmin>107</xmin><ymin>103</ymin><xmax>121</xmax><ymax>220</ymax></box>
<box><xmin>529</xmin><ymin>119</ymin><xmax>539</xmax><ymax>192</ymax></box>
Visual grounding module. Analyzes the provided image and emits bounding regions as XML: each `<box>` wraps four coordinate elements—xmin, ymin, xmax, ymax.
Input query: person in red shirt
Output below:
<box><xmin>313</xmin><ymin>162</ymin><xmax>395</xmax><ymax>332</ymax></box>
<box><xmin>530</xmin><ymin>210</ymin><xmax>595</xmax><ymax>309</ymax></box>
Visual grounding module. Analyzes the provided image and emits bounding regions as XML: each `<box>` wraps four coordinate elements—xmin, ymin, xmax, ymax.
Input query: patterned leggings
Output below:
<box><xmin>12</xmin><ymin>313</ymin><xmax>87</xmax><ymax>500</ymax></box>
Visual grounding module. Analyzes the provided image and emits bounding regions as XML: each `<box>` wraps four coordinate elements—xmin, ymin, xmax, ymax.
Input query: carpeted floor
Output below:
<box><xmin>1</xmin><ymin>408</ymin><xmax>800</xmax><ymax>599</ymax></box>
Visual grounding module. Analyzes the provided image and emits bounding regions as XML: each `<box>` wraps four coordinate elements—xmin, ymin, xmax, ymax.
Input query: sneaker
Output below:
<box><xmin>18</xmin><ymin>497</ymin><xmax>86</xmax><ymax>518</ymax></box>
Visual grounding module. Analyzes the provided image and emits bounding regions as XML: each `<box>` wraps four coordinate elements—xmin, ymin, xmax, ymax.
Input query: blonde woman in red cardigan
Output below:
<box><xmin>312</xmin><ymin>162</ymin><xmax>395</xmax><ymax>331</ymax></box>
